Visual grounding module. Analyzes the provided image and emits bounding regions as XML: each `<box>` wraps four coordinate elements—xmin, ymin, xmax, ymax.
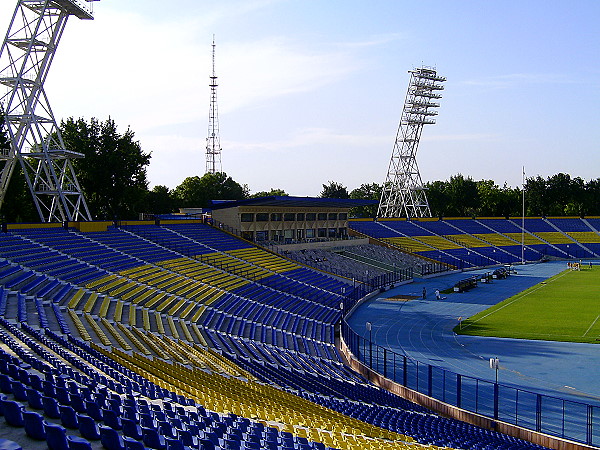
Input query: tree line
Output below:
<box><xmin>322</xmin><ymin>174</ymin><xmax>600</xmax><ymax>218</ymax></box>
<box><xmin>0</xmin><ymin>117</ymin><xmax>287</xmax><ymax>222</ymax></box>
<box><xmin>1</xmin><ymin>116</ymin><xmax>599</xmax><ymax>222</ymax></box>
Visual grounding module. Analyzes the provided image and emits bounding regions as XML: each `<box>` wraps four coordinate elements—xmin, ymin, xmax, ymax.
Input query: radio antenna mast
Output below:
<box><xmin>205</xmin><ymin>35</ymin><xmax>222</xmax><ymax>174</ymax></box>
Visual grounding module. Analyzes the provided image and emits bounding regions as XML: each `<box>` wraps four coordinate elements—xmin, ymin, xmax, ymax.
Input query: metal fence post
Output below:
<box><xmin>536</xmin><ymin>394</ymin><xmax>542</xmax><ymax>432</ymax></box>
<box><xmin>416</xmin><ymin>361</ymin><xmax>419</xmax><ymax>392</ymax></box>
<box><xmin>587</xmin><ymin>405</ymin><xmax>593</xmax><ymax>446</ymax></box>
<box><xmin>383</xmin><ymin>348</ymin><xmax>387</xmax><ymax>378</ymax></box>
<box><xmin>457</xmin><ymin>374</ymin><xmax>462</xmax><ymax>408</ymax></box>
<box><xmin>428</xmin><ymin>365</ymin><xmax>433</xmax><ymax>397</ymax></box>
<box><xmin>494</xmin><ymin>383</ymin><xmax>499</xmax><ymax>420</ymax></box>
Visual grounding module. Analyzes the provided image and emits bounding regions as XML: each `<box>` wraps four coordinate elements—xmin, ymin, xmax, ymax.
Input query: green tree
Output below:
<box><xmin>173</xmin><ymin>172</ymin><xmax>247</xmax><ymax>209</ymax></box>
<box><xmin>250</xmin><ymin>188</ymin><xmax>288</xmax><ymax>198</ymax></box>
<box><xmin>583</xmin><ymin>179</ymin><xmax>600</xmax><ymax>216</ymax></box>
<box><xmin>146</xmin><ymin>185</ymin><xmax>176</xmax><ymax>215</ymax></box>
<box><xmin>524</xmin><ymin>176</ymin><xmax>547</xmax><ymax>216</ymax></box>
<box><xmin>319</xmin><ymin>181</ymin><xmax>349</xmax><ymax>199</ymax></box>
<box><xmin>425</xmin><ymin>180</ymin><xmax>451</xmax><ymax>217</ymax></box>
<box><xmin>446</xmin><ymin>174</ymin><xmax>479</xmax><ymax>216</ymax></box>
<box><xmin>0</xmin><ymin>114</ymin><xmax>37</xmax><ymax>223</ymax></box>
<box><xmin>349</xmin><ymin>182</ymin><xmax>381</xmax><ymax>218</ymax></box>
<box><xmin>496</xmin><ymin>183</ymin><xmax>522</xmax><ymax>217</ymax></box>
<box><xmin>61</xmin><ymin>117</ymin><xmax>151</xmax><ymax>220</ymax></box>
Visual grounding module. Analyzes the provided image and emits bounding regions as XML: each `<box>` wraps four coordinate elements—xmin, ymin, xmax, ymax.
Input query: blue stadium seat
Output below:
<box><xmin>77</xmin><ymin>413</ymin><xmax>101</xmax><ymax>440</ymax></box>
<box><xmin>23</xmin><ymin>410</ymin><xmax>46</xmax><ymax>440</ymax></box>
<box><xmin>2</xmin><ymin>399</ymin><xmax>24</xmax><ymax>427</ymax></box>
<box><xmin>100</xmin><ymin>424</ymin><xmax>126</xmax><ymax>450</ymax></box>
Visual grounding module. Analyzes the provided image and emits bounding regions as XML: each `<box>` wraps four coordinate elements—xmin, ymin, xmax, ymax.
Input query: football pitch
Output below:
<box><xmin>455</xmin><ymin>265</ymin><xmax>600</xmax><ymax>343</ymax></box>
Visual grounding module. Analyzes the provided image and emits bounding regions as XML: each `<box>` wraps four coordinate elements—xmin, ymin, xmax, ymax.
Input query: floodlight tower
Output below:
<box><xmin>377</xmin><ymin>67</ymin><xmax>445</xmax><ymax>218</ymax></box>
<box><xmin>205</xmin><ymin>35</ymin><xmax>222</xmax><ymax>174</ymax></box>
<box><xmin>0</xmin><ymin>0</ymin><xmax>97</xmax><ymax>222</ymax></box>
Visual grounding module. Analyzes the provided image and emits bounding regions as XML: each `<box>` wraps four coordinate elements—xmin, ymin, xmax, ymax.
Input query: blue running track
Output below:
<box><xmin>347</xmin><ymin>261</ymin><xmax>600</xmax><ymax>445</ymax></box>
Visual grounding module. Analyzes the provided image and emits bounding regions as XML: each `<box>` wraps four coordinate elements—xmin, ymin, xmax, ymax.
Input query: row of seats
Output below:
<box><xmin>0</xmin><ymin>221</ymin><xmax>554</xmax><ymax>450</ymax></box>
<box><xmin>350</xmin><ymin>217</ymin><xmax>600</xmax><ymax>268</ymax></box>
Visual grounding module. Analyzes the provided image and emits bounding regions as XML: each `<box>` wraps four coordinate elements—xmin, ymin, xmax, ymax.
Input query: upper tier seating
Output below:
<box><xmin>349</xmin><ymin>218</ymin><xmax>600</xmax><ymax>267</ymax></box>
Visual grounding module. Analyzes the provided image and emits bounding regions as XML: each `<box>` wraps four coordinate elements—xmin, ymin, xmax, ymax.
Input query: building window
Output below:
<box><xmin>317</xmin><ymin>213</ymin><xmax>327</xmax><ymax>221</ymax></box>
<box><xmin>296</xmin><ymin>213</ymin><xmax>305</xmax><ymax>222</ymax></box>
<box><xmin>338</xmin><ymin>213</ymin><xmax>347</xmax><ymax>220</ymax></box>
<box><xmin>284</xmin><ymin>213</ymin><xmax>295</xmax><ymax>221</ymax></box>
<box><xmin>240</xmin><ymin>213</ymin><xmax>254</xmax><ymax>222</ymax></box>
<box><xmin>328</xmin><ymin>213</ymin><xmax>337</xmax><ymax>220</ymax></box>
<box><xmin>256</xmin><ymin>213</ymin><xmax>269</xmax><ymax>222</ymax></box>
<box><xmin>306</xmin><ymin>213</ymin><xmax>316</xmax><ymax>221</ymax></box>
<box><xmin>328</xmin><ymin>228</ymin><xmax>337</xmax><ymax>238</ymax></box>
<box><xmin>317</xmin><ymin>228</ymin><xmax>327</xmax><ymax>238</ymax></box>
<box><xmin>271</xmin><ymin>213</ymin><xmax>282</xmax><ymax>221</ymax></box>
<box><xmin>256</xmin><ymin>231</ymin><xmax>268</xmax><ymax>241</ymax></box>
<box><xmin>306</xmin><ymin>229</ymin><xmax>315</xmax><ymax>238</ymax></box>
<box><xmin>241</xmin><ymin>231</ymin><xmax>254</xmax><ymax>240</ymax></box>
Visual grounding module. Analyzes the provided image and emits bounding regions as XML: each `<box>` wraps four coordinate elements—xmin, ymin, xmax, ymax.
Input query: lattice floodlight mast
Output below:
<box><xmin>205</xmin><ymin>35</ymin><xmax>222</xmax><ymax>174</ymax></box>
<box><xmin>377</xmin><ymin>67</ymin><xmax>445</xmax><ymax>218</ymax></box>
<box><xmin>0</xmin><ymin>0</ymin><xmax>97</xmax><ymax>223</ymax></box>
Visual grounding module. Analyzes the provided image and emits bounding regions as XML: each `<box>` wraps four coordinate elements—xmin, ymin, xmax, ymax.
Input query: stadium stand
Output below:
<box><xmin>0</xmin><ymin>219</ymin><xmax>585</xmax><ymax>449</ymax></box>
<box><xmin>349</xmin><ymin>217</ymin><xmax>600</xmax><ymax>267</ymax></box>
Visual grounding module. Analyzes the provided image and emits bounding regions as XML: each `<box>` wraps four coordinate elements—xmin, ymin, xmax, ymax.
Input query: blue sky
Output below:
<box><xmin>1</xmin><ymin>0</ymin><xmax>599</xmax><ymax>196</ymax></box>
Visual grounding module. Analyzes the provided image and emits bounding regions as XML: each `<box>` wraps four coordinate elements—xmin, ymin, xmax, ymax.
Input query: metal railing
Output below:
<box><xmin>341</xmin><ymin>319</ymin><xmax>599</xmax><ymax>446</ymax></box>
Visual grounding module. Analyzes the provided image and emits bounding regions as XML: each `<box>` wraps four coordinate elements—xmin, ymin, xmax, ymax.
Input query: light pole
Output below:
<box><xmin>366</xmin><ymin>321</ymin><xmax>373</xmax><ymax>370</ymax></box>
<box><xmin>490</xmin><ymin>357</ymin><xmax>499</xmax><ymax>383</ymax></box>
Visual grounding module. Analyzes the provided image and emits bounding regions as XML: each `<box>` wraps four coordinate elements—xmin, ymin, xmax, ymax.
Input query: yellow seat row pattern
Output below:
<box><xmin>444</xmin><ymin>234</ymin><xmax>490</xmax><ymax>248</ymax></box>
<box><xmin>157</xmin><ymin>258</ymin><xmax>249</xmax><ymax>291</ymax></box>
<box><xmin>383</xmin><ymin>237</ymin><xmax>433</xmax><ymax>253</ymax></box>
<box><xmin>196</xmin><ymin>252</ymin><xmax>272</xmax><ymax>280</ymax></box>
<box><xmin>473</xmin><ymin>233</ymin><xmax>519</xmax><ymax>247</ymax></box>
<box><xmin>567</xmin><ymin>231</ymin><xmax>600</xmax><ymax>243</ymax></box>
<box><xmin>227</xmin><ymin>248</ymin><xmax>300</xmax><ymax>273</ymax></box>
<box><xmin>533</xmin><ymin>232</ymin><xmax>576</xmax><ymax>245</ymax></box>
<box><xmin>504</xmin><ymin>233</ymin><xmax>545</xmax><ymax>245</ymax></box>
<box><xmin>97</xmin><ymin>345</ymin><xmax>425</xmax><ymax>450</ymax></box>
<box><xmin>417</xmin><ymin>236</ymin><xmax>462</xmax><ymax>251</ymax></box>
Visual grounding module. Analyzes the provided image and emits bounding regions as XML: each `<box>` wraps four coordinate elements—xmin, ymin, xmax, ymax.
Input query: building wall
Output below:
<box><xmin>212</xmin><ymin>205</ymin><xmax>350</xmax><ymax>242</ymax></box>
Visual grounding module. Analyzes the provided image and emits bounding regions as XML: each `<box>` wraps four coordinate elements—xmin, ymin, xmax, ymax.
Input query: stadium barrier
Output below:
<box><xmin>340</xmin><ymin>320</ymin><xmax>600</xmax><ymax>448</ymax></box>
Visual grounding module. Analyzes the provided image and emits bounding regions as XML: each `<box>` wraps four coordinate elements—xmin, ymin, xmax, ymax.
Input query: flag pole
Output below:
<box><xmin>521</xmin><ymin>166</ymin><xmax>525</xmax><ymax>264</ymax></box>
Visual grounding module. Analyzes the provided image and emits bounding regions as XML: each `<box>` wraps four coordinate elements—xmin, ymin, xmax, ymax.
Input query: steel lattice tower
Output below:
<box><xmin>0</xmin><ymin>0</ymin><xmax>97</xmax><ymax>223</ymax></box>
<box><xmin>378</xmin><ymin>67</ymin><xmax>445</xmax><ymax>218</ymax></box>
<box><xmin>205</xmin><ymin>35</ymin><xmax>222</xmax><ymax>174</ymax></box>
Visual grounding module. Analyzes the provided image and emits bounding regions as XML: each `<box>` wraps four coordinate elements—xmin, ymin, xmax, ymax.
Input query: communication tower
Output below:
<box><xmin>0</xmin><ymin>0</ymin><xmax>98</xmax><ymax>222</ymax></box>
<box><xmin>205</xmin><ymin>35</ymin><xmax>222</xmax><ymax>174</ymax></box>
<box><xmin>378</xmin><ymin>67</ymin><xmax>445</xmax><ymax>218</ymax></box>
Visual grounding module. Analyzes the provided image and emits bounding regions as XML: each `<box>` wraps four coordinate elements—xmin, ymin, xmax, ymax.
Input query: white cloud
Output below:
<box><xmin>224</xmin><ymin>127</ymin><xmax>389</xmax><ymax>153</ymax></box>
<box><xmin>217</xmin><ymin>38</ymin><xmax>363</xmax><ymax>114</ymax></box>
<box><xmin>41</xmin><ymin>8</ymin><xmax>368</xmax><ymax>135</ymax></box>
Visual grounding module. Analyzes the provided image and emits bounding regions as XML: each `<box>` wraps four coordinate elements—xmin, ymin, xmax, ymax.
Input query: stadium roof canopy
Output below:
<box><xmin>210</xmin><ymin>196</ymin><xmax>378</xmax><ymax>210</ymax></box>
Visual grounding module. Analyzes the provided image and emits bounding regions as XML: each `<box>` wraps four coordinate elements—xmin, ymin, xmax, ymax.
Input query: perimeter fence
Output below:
<box><xmin>341</xmin><ymin>319</ymin><xmax>599</xmax><ymax>446</ymax></box>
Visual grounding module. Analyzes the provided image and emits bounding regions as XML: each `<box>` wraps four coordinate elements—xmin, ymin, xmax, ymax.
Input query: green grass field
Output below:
<box><xmin>454</xmin><ymin>265</ymin><xmax>600</xmax><ymax>343</ymax></box>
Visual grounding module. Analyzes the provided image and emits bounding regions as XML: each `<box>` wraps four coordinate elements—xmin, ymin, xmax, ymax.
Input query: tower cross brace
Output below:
<box><xmin>378</xmin><ymin>67</ymin><xmax>445</xmax><ymax>219</ymax></box>
<box><xmin>0</xmin><ymin>0</ymin><xmax>97</xmax><ymax>222</ymax></box>
<box><xmin>205</xmin><ymin>35</ymin><xmax>222</xmax><ymax>174</ymax></box>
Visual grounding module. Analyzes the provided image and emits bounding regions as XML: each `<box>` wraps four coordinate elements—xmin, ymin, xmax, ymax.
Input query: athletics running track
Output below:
<box><xmin>347</xmin><ymin>261</ymin><xmax>600</xmax><ymax>444</ymax></box>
